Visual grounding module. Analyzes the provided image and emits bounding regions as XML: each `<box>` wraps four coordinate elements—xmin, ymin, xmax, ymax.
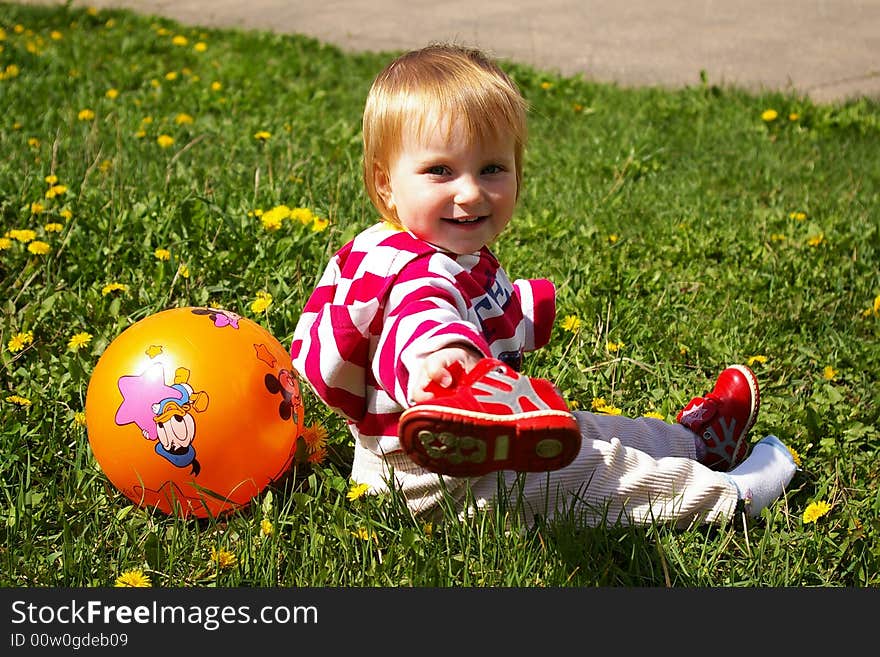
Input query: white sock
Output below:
<box><xmin>725</xmin><ymin>435</ymin><xmax>798</xmax><ymax>517</ymax></box>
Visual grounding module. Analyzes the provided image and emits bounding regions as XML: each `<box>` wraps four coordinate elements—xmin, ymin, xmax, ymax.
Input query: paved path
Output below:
<box><xmin>14</xmin><ymin>0</ymin><xmax>880</xmax><ymax>104</ymax></box>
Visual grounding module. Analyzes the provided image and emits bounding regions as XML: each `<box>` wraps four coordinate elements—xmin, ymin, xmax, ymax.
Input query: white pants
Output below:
<box><xmin>351</xmin><ymin>412</ymin><xmax>740</xmax><ymax>528</ymax></box>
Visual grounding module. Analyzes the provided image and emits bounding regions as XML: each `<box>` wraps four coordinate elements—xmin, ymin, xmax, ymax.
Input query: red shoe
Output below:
<box><xmin>398</xmin><ymin>358</ymin><xmax>581</xmax><ymax>477</ymax></box>
<box><xmin>676</xmin><ymin>365</ymin><xmax>760</xmax><ymax>471</ymax></box>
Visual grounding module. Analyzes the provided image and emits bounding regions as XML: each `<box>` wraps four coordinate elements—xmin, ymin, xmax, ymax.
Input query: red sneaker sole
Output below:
<box><xmin>398</xmin><ymin>406</ymin><xmax>582</xmax><ymax>477</ymax></box>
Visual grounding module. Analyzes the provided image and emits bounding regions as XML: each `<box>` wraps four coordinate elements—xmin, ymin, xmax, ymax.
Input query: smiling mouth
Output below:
<box><xmin>443</xmin><ymin>216</ymin><xmax>486</xmax><ymax>225</ymax></box>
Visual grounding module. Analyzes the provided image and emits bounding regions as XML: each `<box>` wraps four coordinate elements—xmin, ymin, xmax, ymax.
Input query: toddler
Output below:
<box><xmin>290</xmin><ymin>44</ymin><xmax>797</xmax><ymax>527</ymax></box>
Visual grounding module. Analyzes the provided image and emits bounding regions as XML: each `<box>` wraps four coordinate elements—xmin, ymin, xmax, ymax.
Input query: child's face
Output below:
<box><xmin>377</xmin><ymin>115</ymin><xmax>518</xmax><ymax>255</ymax></box>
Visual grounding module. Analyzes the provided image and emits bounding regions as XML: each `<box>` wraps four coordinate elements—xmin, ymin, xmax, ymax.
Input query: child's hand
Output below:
<box><xmin>410</xmin><ymin>345</ymin><xmax>483</xmax><ymax>403</ymax></box>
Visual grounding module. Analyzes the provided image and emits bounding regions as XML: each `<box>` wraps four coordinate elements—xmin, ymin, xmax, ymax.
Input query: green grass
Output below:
<box><xmin>1</xmin><ymin>2</ymin><xmax>878</xmax><ymax>587</ymax></box>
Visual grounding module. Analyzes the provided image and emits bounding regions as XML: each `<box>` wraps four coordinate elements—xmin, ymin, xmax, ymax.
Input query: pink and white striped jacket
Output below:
<box><xmin>290</xmin><ymin>222</ymin><xmax>556</xmax><ymax>455</ymax></box>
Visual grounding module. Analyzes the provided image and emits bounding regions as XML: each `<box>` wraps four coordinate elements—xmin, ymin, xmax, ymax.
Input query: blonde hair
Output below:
<box><xmin>362</xmin><ymin>44</ymin><xmax>528</xmax><ymax>224</ymax></box>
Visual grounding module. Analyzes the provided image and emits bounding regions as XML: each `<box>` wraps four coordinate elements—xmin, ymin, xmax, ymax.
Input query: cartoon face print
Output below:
<box><xmin>264</xmin><ymin>368</ymin><xmax>301</xmax><ymax>422</ymax></box>
<box><xmin>190</xmin><ymin>307</ymin><xmax>241</xmax><ymax>329</ymax></box>
<box><xmin>114</xmin><ymin>364</ymin><xmax>208</xmax><ymax>476</ymax></box>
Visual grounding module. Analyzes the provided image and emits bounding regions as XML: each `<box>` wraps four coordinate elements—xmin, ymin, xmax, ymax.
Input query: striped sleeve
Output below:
<box><xmin>513</xmin><ymin>278</ymin><xmax>556</xmax><ymax>350</ymax></box>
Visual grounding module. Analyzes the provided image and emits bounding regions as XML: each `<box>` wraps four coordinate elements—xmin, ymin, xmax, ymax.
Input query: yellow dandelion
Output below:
<box><xmin>74</xmin><ymin>411</ymin><xmax>87</xmax><ymax>427</ymax></box>
<box><xmin>114</xmin><ymin>569</ymin><xmax>151</xmax><ymax>587</ymax></box>
<box><xmin>27</xmin><ymin>137</ymin><xmax>40</xmax><ymax>148</ymax></box>
<box><xmin>165</xmin><ymin>71</ymin><xmax>178</xmax><ymax>81</ymax></box>
<box><xmin>302</xmin><ymin>423</ymin><xmax>328</xmax><ymax>454</ymax></box>
<box><xmin>802</xmin><ymin>500</ymin><xmax>832</xmax><ymax>524</ymax></box>
<box><xmin>789</xmin><ymin>211</ymin><xmax>807</xmax><ymax>221</ymax></box>
<box><xmin>351</xmin><ymin>527</ymin><xmax>377</xmax><ymax>542</ymax></box>
<box><xmin>260</xmin><ymin>518</ymin><xmax>274</xmax><ymax>537</ymax></box>
<box><xmin>156</xmin><ymin>134</ymin><xmax>174</xmax><ymax>148</ymax></box>
<box><xmin>67</xmin><ymin>332</ymin><xmax>92</xmax><ymax>351</ymax></box>
<box><xmin>105</xmin><ymin>88</ymin><xmax>119</xmax><ymax>99</ymax></box>
<box><xmin>761</xmin><ymin>109</ymin><xmax>778</xmax><ymax>122</ymax></box>
<box><xmin>154</xmin><ymin>248</ymin><xmax>171</xmax><ymax>261</ymax></box>
<box><xmin>7</xmin><ymin>331</ymin><xmax>34</xmax><ymax>353</ymax></box>
<box><xmin>44</xmin><ymin>222</ymin><xmax>63</xmax><ymax>233</ymax></box>
<box><xmin>171</xmin><ymin>35</ymin><xmax>188</xmax><ymax>46</ymax></box>
<box><xmin>789</xmin><ymin>112</ymin><xmax>800</xmax><ymax>121</ymax></box>
<box><xmin>210</xmin><ymin>81</ymin><xmax>222</xmax><ymax>91</ymax></box>
<box><xmin>175</xmin><ymin>112</ymin><xmax>194</xmax><ymax>125</ymax></box>
<box><xmin>77</xmin><ymin>108</ymin><xmax>95</xmax><ymax>121</ymax></box>
<box><xmin>250</xmin><ymin>290</ymin><xmax>273</xmax><ymax>313</ymax></box>
<box><xmin>307</xmin><ymin>447</ymin><xmax>327</xmax><ymax>464</ymax></box>
<box><xmin>311</xmin><ymin>216</ymin><xmax>330</xmax><ymax>232</ymax></box>
<box><xmin>770</xmin><ymin>233</ymin><xmax>786</xmax><ymax>242</ymax></box>
<box><xmin>290</xmin><ymin>207</ymin><xmax>313</xmax><ymax>224</ymax></box>
<box><xmin>606</xmin><ymin>340</ymin><xmax>625</xmax><ymax>353</ymax></box>
<box><xmin>9</xmin><ymin>229</ymin><xmax>36</xmax><ymax>243</ymax></box>
<box><xmin>823</xmin><ymin>365</ymin><xmax>837</xmax><ymax>380</ymax></box>
<box><xmin>560</xmin><ymin>314</ymin><xmax>581</xmax><ymax>333</ymax></box>
<box><xmin>60</xmin><ymin>208</ymin><xmax>73</xmax><ymax>220</ymax></box>
<box><xmin>347</xmin><ymin>482</ymin><xmax>370</xmax><ymax>501</ymax></box>
<box><xmin>101</xmin><ymin>282</ymin><xmax>129</xmax><ymax>296</ymax></box>
<box><xmin>44</xmin><ymin>174</ymin><xmax>58</xmax><ymax>185</ymax></box>
<box><xmin>50</xmin><ymin>30</ymin><xmax>63</xmax><ymax>41</ymax></box>
<box><xmin>254</xmin><ymin>130</ymin><xmax>271</xmax><ymax>141</ymax></box>
<box><xmin>807</xmin><ymin>233</ymin><xmax>825</xmax><ymax>247</ymax></box>
<box><xmin>591</xmin><ymin>397</ymin><xmax>622</xmax><ymax>415</ymax></box>
<box><xmin>194</xmin><ymin>42</ymin><xmax>207</xmax><ymax>52</ymax></box>
<box><xmin>177</xmin><ymin>263</ymin><xmax>189</xmax><ymax>278</ymax></box>
<box><xmin>5</xmin><ymin>395</ymin><xmax>32</xmax><ymax>407</ymax></box>
<box><xmin>540</xmin><ymin>81</ymin><xmax>553</xmax><ymax>90</ymax></box>
<box><xmin>747</xmin><ymin>355</ymin><xmax>768</xmax><ymax>366</ymax></box>
<box><xmin>210</xmin><ymin>547</ymin><xmax>237</xmax><ymax>569</ymax></box>
<box><xmin>787</xmin><ymin>445</ymin><xmax>802</xmax><ymax>467</ymax></box>
<box><xmin>608</xmin><ymin>233</ymin><xmax>619</xmax><ymax>243</ymax></box>
<box><xmin>27</xmin><ymin>241</ymin><xmax>50</xmax><ymax>255</ymax></box>
<box><xmin>0</xmin><ymin>237</ymin><xmax>11</xmax><ymax>250</ymax></box>
<box><xmin>642</xmin><ymin>411</ymin><xmax>665</xmax><ymax>420</ymax></box>
<box><xmin>260</xmin><ymin>213</ymin><xmax>283</xmax><ymax>231</ymax></box>
<box><xmin>30</xmin><ymin>202</ymin><xmax>44</xmax><ymax>214</ymax></box>
<box><xmin>679</xmin><ymin>344</ymin><xmax>690</xmax><ymax>356</ymax></box>
<box><xmin>49</xmin><ymin>184</ymin><xmax>67</xmax><ymax>196</ymax></box>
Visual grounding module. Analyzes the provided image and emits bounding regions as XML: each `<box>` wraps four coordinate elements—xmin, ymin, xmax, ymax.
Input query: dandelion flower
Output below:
<box><xmin>761</xmin><ymin>109</ymin><xmax>778</xmax><ymax>122</ymax></box>
<box><xmin>210</xmin><ymin>547</ymin><xmax>237</xmax><ymax>569</ymax></box>
<box><xmin>347</xmin><ymin>482</ymin><xmax>370</xmax><ymax>501</ymax></box>
<box><xmin>302</xmin><ymin>423</ymin><xmax>328</xmax><ymax>454</ymax></box>
<box><xmin>67</xmin><ymin>332</ymin><xmax>92</xmax><ymax>351</ymax></box>
<box><xmin>254</xmin><ymin>130</ymin><xmax>271</xmax><ymax>142</ymax></box>
<box><xmin>101</xmin><ymin>282</ymin><xmax>129</xmax><ymax>296</ymax></box>
<box><xmin>260</xmin><ymin>213</ymin><xmax>283</xmax><ymax>231</ymax></box>
<box><xmin>5</xmin><ymin>395</ymin><xmax>31</xmax><ymax>407</ymax></box>
<box><xmin>0</xmin><ymin>237</ymin><xmax>11</xmax><ymax>250</ymax></box>
<box><xmin>171</xmin><ymin>35</ymin><xmax>188</xmax><ymax>46</ymax></box>
<box><xmin>194</xmin><ymin>42</ymin><xmax>207</xmax><ymax>52</ymax></box>
<box><xmin>807</xmin><ymin>233</ymin><xmax>825</xmax><ymax>247</ymax></box>
<box><xmin>9</xmin><ymin>229</ymin><xmax>36</xmax><ymax>243</ymax></box>
<box><xmin>591</xmin><ymin>398</ymin><xmax>621</xmax><ymax>415</ymax></box>
<box><xmin>105</xmin><ymin>88</ymin><xmax>119</xmax><ymax>99</ymax></box>
<box><xmin>156</xmin><ymin>134</ymin><xmax>174</xmax><ymax>148</ymax></box>
<box><xmin>74</xmin><ymin>411</ymin><xmax>87</xmax><ymax>427</ymax></box>
<box><xmin>642</xmin><ymin>411</ymin><xmax>665</xmax><ymax>420</ymax></box>
<box><xmin>747</xmin><ymin>355</ymin><xmax>768</xmax><ymax>366</ymax></box>
<box><xmin>8</xmin><ymin>331</ymin><xmax>33</xmax><ymax>353</ymax></box>
<box><xmin>175</xmin><ymin>112</ymin><xmax>194</xmax><ymax>125</ymax></box>
<box><xmin>177</xmin><ymin>264</ymin><xmax>189</xmax><ymax>278</ymax></box>
<box><xmin>210</xmin><ymin>81</ymin><xmax>222</xmax><ymax>91</ymax></box>
<box><xmin>165</xmin><ymin>71</ymin><xmax>178</xmax><ymax>81</ymax></box>
<box><xmin>30</xmin><ymin>202</ymin><xmax>45</xmax><ymax>214</ymax></box>
<box><xmin>803</xmin><ymin>500</ymin><xmax>831</xmax><ymax>524</ymax></box>
<box><xmin>789</xmin><ymin>211</ymin><xmax>807</xmax><ymax>221</ymax></box>
<box><xmin>27</xmin><ymin>137</ymin><xmax>40</xmax><ymax>148</ymax></box>
<box><xmin>154</xmin><ymin>248</ymin><xmax>170</xmax><ymax>261</ymax></box>
<box><xmin>560</xmin><ymin>314</ymin><xmax>581</xmax><ymax>333</ymax></box>
<box><xmin>78</xmin><ymin>108</ymin><xmax>95</xmax><ymax>121</ymax></box>
<box><xmin>260</xmin><ymin>518</ymin><xmax>274</xmax><ymax>537</ymax></box>
<box><xmin>787</xmin><ymin>445</ymin><xmax>802</xmax><ymax>467</ymax></box>
<box><xmin>44</xmin><ymin>222</ymin><xmax>63</xmax><ymax>233</ymax></box>
<box><xmin>250</xmin><ymin>290</ymin><xmax>273</xmax><ymax>313</ymax></box>
<box><xmin>60</xmin><ymin>208</ymin><xmax>73</xmax><ymax>220</ymax></box>
<box><xmin>823</xmin><ymin>366</ymin><xmax>837</xmax><ymax>380</ymax></box>
<box><xmin>27</xmin><ymin>241</ymin><xmax>50</xmax><ymax>255</ymax></box>
<box><xmin>114</xmin><ymin>569</ymin><xmax>151</xmax><ymax>587</ymax></box>
<box><xmin>290</xmin><ymin>207</ymin><xmax>313</xmax><ymax>224</ymax></box>
<box><xmin>311</xmin><ymin>216</ymin><xmax>329</xmax><ymax>232</ymax></box>
<box><xmin>307</xmin><ymin>447</ymin><xmax>327</xmax><ymax>464</ymax></box>
<box><xmin>606</xmin><ymin>340</ymin><xmax>625</xmax><ymax>353</ymax></box>
<box><xmin>540</xmin><ymin>81</ymin><xmax>553</xmax><ymax>90</ymax></box>
<box><xmin>44</xmin><ymin>174</ymin><xmax>58</xmax><ymax>185</ymax></box>
<box><xmin>48</xmin><ymin>184</ymin><xmax>67</xmax><ymax>196</ymax></box>
<box><xmin>50</xmin><ymin>30</ymin><xmax>63</xmax><ymax>41</ymax></box>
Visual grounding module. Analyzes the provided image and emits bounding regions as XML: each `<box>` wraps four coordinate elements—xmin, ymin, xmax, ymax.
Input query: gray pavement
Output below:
<box><xmin>15</xmin><ymin>0</ymin><xmax>880</xmax><ymax>104</ymax></box>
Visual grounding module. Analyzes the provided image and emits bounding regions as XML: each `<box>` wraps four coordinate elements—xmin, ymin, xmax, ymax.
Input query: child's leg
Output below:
<box><xmin>575</xmin><ymin>411</ymin><xmax>698</xmax><ymax>460</ymax></box>
<box><xmin>468</xmin><ymin>434</ymin><xmax>739</xmax><ymax>527</ymax></box>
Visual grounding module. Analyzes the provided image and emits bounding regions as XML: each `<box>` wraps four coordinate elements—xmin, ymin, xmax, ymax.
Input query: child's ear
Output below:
<box><xmin>374</xmin><ymin>164</ymin><xmax>394</xmax><ymax>211</ymax></box>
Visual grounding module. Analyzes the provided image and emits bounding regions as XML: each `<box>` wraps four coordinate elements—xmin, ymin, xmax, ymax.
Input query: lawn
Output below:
<box><xmin>1</xmin><ymin>1</ymin><xmax>878</xmax><ymax>587</ymax></box>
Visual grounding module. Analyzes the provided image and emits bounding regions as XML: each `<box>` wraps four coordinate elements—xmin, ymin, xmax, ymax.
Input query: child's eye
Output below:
<box><xmin>482</xmin><ymin>164</ymin><xmax>505</xmax><ymax>175</ymax></box>
<box><xmin>426</xmin><ymin>165</ymin><xmax>449</xmax><ymax>176</ymax></box>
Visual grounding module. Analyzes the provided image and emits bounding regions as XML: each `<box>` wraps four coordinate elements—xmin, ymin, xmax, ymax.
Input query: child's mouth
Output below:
<box><xmin>443</xmin><ymin>216</ymin><xmax>486</xmax><ymax>225</ymax></box>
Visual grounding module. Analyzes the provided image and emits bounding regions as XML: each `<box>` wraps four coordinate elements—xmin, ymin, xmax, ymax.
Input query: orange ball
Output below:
<box><xmin>85</xmin><ymin>306</ymin><xmax>303</xmax><ymax>518</ymax></box>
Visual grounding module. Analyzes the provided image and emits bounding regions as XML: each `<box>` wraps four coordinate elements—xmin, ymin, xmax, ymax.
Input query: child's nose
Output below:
<box><xmin>454</xmin><ymin>175</ymin><xmax>483</xmax><ymax>205</ymax></box>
